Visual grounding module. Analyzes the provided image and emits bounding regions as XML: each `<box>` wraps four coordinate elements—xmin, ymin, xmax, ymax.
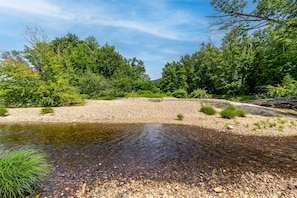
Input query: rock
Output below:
<box><xmin>214</xmin><ymin>187</ymin><xmax>223</xmax><ymax>193</ymax></box>
<box><xmin>227</xmin><ymin>125</ymin><xmax>234</xmax><ymax>130</ymax></box>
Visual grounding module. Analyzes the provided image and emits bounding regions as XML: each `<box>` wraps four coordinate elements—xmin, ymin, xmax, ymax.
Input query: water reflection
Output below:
<box><xmin>0</xmin><ymin>123</ymin><xmax>296</xmax><ymax>196</ymax></box>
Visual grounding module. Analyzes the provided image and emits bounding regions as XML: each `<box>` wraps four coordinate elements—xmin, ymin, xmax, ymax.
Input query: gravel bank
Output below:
<box><xmin>1</xmin><ymin>98</ymin><xmax>296</xmax><ymax>197</ymax></box>
<box><xmin>1</xmin><ymin>98</ymin><xmax>297</xmax><ymax>137</ymax></box>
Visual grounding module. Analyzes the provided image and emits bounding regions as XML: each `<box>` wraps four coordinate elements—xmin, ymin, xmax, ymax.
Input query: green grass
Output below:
<box><xmin>235</xmin><ymin>109</ymin><xmax>247</xmax><ymax>117</ymax></box>
<box><xmin>220</xmin><ymin>106</ymin><xmax>238</xmax><ymax>119</ymax></box>
<box><xmin>177</xmin><ymin>113</ymin><xmax>184</xmax><ymax>121</ymax></box>
<box><xmin>0</xmin><ymin>107</ymin><xmax>8</xmax><ymax>116</ymax></box>
<box><xmin>0</xmin><ymin>147</ymin><xmax>51</xmax><ymax>198</ymax></box>
<box><xmin>220</xmin><ymin>106</ymin><xmax>247</xmax><ymax>119</ymax></box>
<box><xmin>200</xmin><ymin>104</ymin><xmax>216</xmax><ymax>115</ymax></box>
<box><xmin>40</xmin><ymin>107</ymin><xmax>54</xmax><ymax>115</ymax></box>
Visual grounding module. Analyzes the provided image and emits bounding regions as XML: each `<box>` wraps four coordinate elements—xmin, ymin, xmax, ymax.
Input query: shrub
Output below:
<box><xmin>40</xmin><ymin>107</ymin><xmax>54</xmax><ymax>115</ymax></box>
<box><xmin>177</xmin><ymin>113</ymin><xmax>184</xmax><ymax>120</ymax></box>
<box><xmin>0</xmin><ymin>107</ymin><xmax>8</xmax><ymax>116</ymax></box>
<box><xmin>190</xmin><ymin>89</ymin><xmax>210</xmax><ymax>99</ymax></box>
<box><xmin>220</xmin><ymin>106</ymin><xmax>238</xmax><ymax>119</ymax></box>
<box><xmin>220</xmin><ymin>105</ymin><xmax>247</xmax><ymax>119</ymax></box>
<box><xmin>200</xmin><ymin>104</ymin><xmax>216</xmax><ymax>115</ymax></box>
<box><xmin>0</xmin><ymin>147</ymin><xmax>51</xmax><ymax>197</ymax></box>
<box><xmin>172</xmin><ymin>89</ymin><xmax>188</xmax><ymax>98</ymax></box>
<box><xmin>235</xmin><ymin>109</ymin><xmax>247</xmax><ymax>117</ymax></box>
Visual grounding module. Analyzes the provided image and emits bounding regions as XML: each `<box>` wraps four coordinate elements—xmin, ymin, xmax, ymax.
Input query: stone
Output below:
<box><xmin>214</xmin><ymin>187</ymin><xmax>223</xmax><ymax>193</ymax></box>
<box><xmin>227</xmin><ymin>125</ymin><xmax>234</xmax><ymax>130</ymax></box>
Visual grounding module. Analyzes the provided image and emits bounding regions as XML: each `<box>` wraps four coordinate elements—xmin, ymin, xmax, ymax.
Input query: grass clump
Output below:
<box><xmin>0</xmin><ymin>147</ymin><xmax>51</xmax><ymax>197</ymax></box>
<box><xmin>200</xmin><ymin>104</ymin><xmax>216</xmax><ymax>115</ymax></box>
<box><xmin>40</xmin><ymin>107</ymin><xmax>54</xmax><ymax>115</ymax></box>
<box><xmin>220</xmin><ymin>106</ymin><xmax>247</xmax><ymax>119</ymax></box>
<box><xmin>220</xmin><ymin>106</ymin><xmax>237</xmax><ymax>119</ymax></box>
<box><xmin>177</xmin><ymin>113</ymin><xmax>184</xmax><ymax>121</ymax></box>
<box><xmin>235</xmin><ymin>109</ymin><xmax>247</xmax><ymax>117</ymax></box>
<box><xmin>0</xmin><ymin>107</ymin><xmax>8</xmax><ymax>116</ymax></box>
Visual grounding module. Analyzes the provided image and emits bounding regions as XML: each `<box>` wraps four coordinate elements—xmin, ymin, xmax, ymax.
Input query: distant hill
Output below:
<box><xmin>152</xmin><ymin>78</ymin><xmax>161</xmax><ymax>87</ymax></box>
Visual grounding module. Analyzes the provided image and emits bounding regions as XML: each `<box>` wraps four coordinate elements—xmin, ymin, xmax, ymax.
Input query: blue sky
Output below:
<box><xmin>0</xmin><ymin>0</ymin><xmax>223</xmax><ymax>80</ymax></box>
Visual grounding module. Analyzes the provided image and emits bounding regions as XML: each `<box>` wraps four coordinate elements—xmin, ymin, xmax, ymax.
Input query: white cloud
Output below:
<box><xmin>0</xmin><ymin>0</ymin><xmax>72</xmax><ymax>19</ymax></box>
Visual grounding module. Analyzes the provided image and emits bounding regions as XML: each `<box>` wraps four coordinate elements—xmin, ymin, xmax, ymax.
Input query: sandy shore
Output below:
<box><xmin>1</xmin><ymin>98</ymin><xmax>297</xmax><ymax>137</ymax></box>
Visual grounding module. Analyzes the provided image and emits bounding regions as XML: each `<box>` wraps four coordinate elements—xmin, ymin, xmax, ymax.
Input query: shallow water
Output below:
<box><xmin>0</xmin><ymin>123</ymin><xmax>296</xmax><ymax>196</ymax></box>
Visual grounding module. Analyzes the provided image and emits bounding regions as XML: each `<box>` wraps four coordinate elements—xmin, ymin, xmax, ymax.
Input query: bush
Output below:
<box><xmin>0</xmin><ymin>107</ymin><xmax>8</xmax><ymax>116</ymax></box>
<box><xmin>220</xmin><ymin>105</ymin><xmax>247</xmax><ymax>119</ymax></box>
<box><xmin>200</xmin><ymin>104</ymin><xmax>216</xmax><ymax>115</ymax></box>
<box><xmin>40</xmin><ymin>107</ymin><xmax>54</xmax><ymax>115</ymax></box>
<box><xmin>235</xmin><ymin>109</ymin><xmax>247</xmax><ymax>117</ymax></box>
<box><xmin>172</xmin><ymin>89</ymin><xmax>188</xmax><ymax>98</ymax></box>
<box><xmin>220</xmin><ymin>106</ymin><xmax>238</xmax><ymax>119</ymax></box>
<box><xmin>177</xmin><ymin>113</ymin><xmax>184</xmax><ymax>120</ymax></box>
<box><xmin>0</xmin><ymin>147</ymin><xmax>51</xmax><ymax>197</ymax></box>
<box><xmin>190</xmin><ymin>89</ymin><xmax>210</xmax><ymax>99</ymax></box>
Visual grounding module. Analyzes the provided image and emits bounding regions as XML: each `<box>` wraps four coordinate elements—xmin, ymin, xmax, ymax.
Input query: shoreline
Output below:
<box><xmin>1</xmin><ymin>98</ymin><xmax>296</xmax><ymax>137</ymax></box>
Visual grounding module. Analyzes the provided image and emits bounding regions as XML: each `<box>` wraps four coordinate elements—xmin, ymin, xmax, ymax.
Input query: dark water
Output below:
<box><xmin>0</xmin><ymin>123</ymin><xmax>296</xmax><ymax>196</ymax></box>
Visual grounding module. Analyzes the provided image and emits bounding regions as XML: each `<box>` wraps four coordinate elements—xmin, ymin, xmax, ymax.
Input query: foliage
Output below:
<box><xmin>0</xmin><ymin>107</ymin><xmax>8</xmax><ymax>116</ymax></box>
<box><xmin>176</xmin><ymin>113</ymin><xmax>184</xmax><ymax>121</ymax></box>
<box><xmin>172</xmin><ymin>89</ymin><xmax>188</xmax><ymax>98</ymax></box>
<box><xmin>200</xmin><ymin>104</ymin><xmax>216</xmax><ymax>115</ymax></box>
<box><xmin>0</xmin><ymin>147</ymin><xmax>51</xmax><ymax>198</ymax></box>
<box><xmin>210</xmin><ymin>0</ymin><xmax>297</xmax><ymax>31</ymax></box>
<box><xmin>134</xmin><ymin>90</ymin><xmax>166</xmax><ymax>98</ymax></box>
<box><xmin>235</xmin><ymin>109</ymin><xmax>247</xmax><ymax>117</ymax></box>
<box><xmin>220</xmin><ymin>106</ymin><xmax>238</xmax><ymax>119</ymax></box>
<box><xmin>160</xmin><ymin>62</ymin><xmax>188</xmax><ymax>93</ymax></box>
<box><xmin>189</xmin><ymin>89</ymin><xmax>210</xmax><ymax>99</ymax></box>
<box><xmin>40</xmin><ymin>107</ymin><xmax>54</xmax><ymax>115</ymax></box>
<box><xmin>267</xmin><ymin>74</ymin><xmax>297</xmax><ymax>99</ymax></box>
<box><xmin>0</xmin><ymin>28</ymin><xmax>155</xmax><ymax>106</ymax></box>
<box><xmin>220</xmin><ymin>105</ymin><xmax>247</xmax><ymax>119</ymax></box>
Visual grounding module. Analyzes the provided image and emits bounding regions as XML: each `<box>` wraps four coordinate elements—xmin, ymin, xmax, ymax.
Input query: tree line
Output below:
<box><xmin>0</xmin><ymin>29</ymin><xmax>157</xmax><ymax>107</ymax></box>
<box><xmin>160</xmin><ymin>0</ymin><xmax>297</xmax><ymax>98</ymax></box>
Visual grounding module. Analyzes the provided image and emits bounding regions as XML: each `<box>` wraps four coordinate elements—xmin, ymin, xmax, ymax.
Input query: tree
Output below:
<box><xmin>210</xmin><ymin>0</ymin><xmax>297</xmax><ymax>30</ymax></box>
<box><xmin>0</xmin><ymin>53</ymin><xmax>40</xmax><ymax>106</ymax></box>
<box><xmin>160</xmin><ymin>62</ymin><xmax>188</xmax><ymax>93</ymax></box>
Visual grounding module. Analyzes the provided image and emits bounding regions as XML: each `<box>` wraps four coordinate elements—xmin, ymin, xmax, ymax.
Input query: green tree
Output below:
<box><xmin>0</xmin><ymin>54</ymin><xmax>39</xmax><ymax>106</ymax></box>
<box><xmin>210</xmin><ymin>0</ymin><xmax>297</xmax><ymax>30</ymax></box>
<box><xmin>160</xmin><ymin>61</ymin><xmax>188</xmax><ymax>93</ymax></box>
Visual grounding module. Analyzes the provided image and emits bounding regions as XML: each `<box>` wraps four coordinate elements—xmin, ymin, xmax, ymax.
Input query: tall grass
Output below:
<box><xmin>0</xmin><ymin>147</ymin><xmax>51</xmax><ymax>198</ymax></box>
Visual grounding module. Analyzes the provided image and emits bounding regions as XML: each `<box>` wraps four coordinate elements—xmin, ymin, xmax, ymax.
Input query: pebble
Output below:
<box><xmin>227</xmin><ymin>125</ymin><xmax>234</xmax><ymax>130</ymax></box>
<box><xmin>214</xmin><ymin>187</ymin><xmax>223</xmax><ymax>193</ymax></box>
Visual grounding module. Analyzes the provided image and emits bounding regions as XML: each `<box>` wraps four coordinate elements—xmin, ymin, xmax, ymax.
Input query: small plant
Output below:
<box><xmin>276</xmin><ymin>117</ymin><xmax>287</xmax><ymax>125</ymax></box>
<box><xmin>200</xmin><ymin>104</ymin><xmax>216</xmax><ymax>115</ymax></box>
<box><xmin>220</xmin><ymin>106</ymin><xmax>237</xmax><ymax>119</ymax></box>
<box><xmin>235</xmin><ymin>109</ymin><xmax>247</xmax><ymax>117</ymax></box>
<box><xmin>0</xmin><ymin>107</ymin><xmax>8</xmax><ymax>116</ymax></box>
<box><xmin>172</xmin><ymin>89</ymin><xmax>188</xmax><ymax>98</ymax></box>
<box><xmin>0</xmin><ymin>147</ymin><xmax>51</xmax><ymax>197</ymax></box>
<box><xmin>254</xmin><ymin>122</ymin><xmax>261</xmax><ymax>130</ymax></box>
<box><xmin>278</xmin><ymin>125</ymin><xmax>284</xmax><ymax>132</ymax></box>
<box><xmin>190</xmin><ymin>88</ymin><xmax>210</xmax><ymax>99</ymax></box>
<box><xmin>40</xmin><ymin>107</ymin><xmax>54</xmax><ymax>115</ymax></box>
<box><xmin>177</xmin><ymin>113</ymin><xmax>184</xmax><ymax>121</ymax></box>
<box><xmin>269</xmin><ymin>122</ymin><xmax>277</xmax><ymax>128</ymax></box>
<box><xmin>220</xmin><ymin>106</ymin><xmax>247</xmax><ymax>119</ymax></box>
